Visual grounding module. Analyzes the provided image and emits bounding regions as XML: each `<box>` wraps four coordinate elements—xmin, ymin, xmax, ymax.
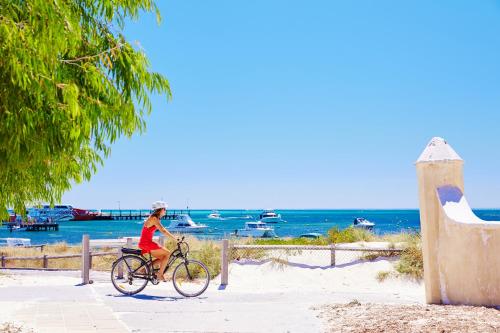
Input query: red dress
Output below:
<box><xmin>138</xmin><ymin>224</ymin><xmax>161</xmax><ymax>254</ymax></box>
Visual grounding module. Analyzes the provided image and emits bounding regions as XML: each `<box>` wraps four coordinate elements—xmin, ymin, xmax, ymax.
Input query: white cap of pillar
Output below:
<box><xmin>416</xmin><ymin>137</ymin><xmax>463</xmax><ymax>164</ymax></box>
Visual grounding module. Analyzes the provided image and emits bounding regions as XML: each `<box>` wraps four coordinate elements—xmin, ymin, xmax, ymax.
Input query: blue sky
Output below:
<box><xmin>63</xmin><ymin>0</ymin><xmax>500</xmax><ymax>209</ymax></box>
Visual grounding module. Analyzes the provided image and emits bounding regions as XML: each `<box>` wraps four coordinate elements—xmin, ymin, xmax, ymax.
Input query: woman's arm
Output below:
<box><xmin>152</xmin><ymin>217</ymin><xmax>177</xmax><ymax>240</ymax></box>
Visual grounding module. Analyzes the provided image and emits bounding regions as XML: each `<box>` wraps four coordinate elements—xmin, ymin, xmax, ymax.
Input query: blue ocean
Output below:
<box><xmin>2</xmin><ymin>209</ymin><xmax>500</xmax><ymax>245</ymax></box>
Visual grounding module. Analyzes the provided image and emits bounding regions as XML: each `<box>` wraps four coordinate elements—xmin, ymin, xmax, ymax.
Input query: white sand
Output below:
<box><xmin>226</xmin><ymin>246</ymin><xmax>423</xmax><ymax>300</ymax></box>
<box><xmin>0</xmin><ymin>243</ymin><xmax>425</xmax><ymax>332</ymax></box>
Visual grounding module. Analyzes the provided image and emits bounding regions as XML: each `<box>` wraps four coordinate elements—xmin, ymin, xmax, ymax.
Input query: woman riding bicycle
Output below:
<box><xmin>139</xmin><ymin>201</ymin><xmax>176</xmax><ymax>281</ymax></box>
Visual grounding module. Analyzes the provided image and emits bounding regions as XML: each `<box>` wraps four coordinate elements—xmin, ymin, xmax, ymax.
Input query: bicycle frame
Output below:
<box><xmin>123</xmin><ymin>240</ymin><xmax>188</xmax><ymax>281</ymax></box>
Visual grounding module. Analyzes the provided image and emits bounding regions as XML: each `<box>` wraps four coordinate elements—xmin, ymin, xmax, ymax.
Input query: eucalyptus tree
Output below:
<box><xmin>0</xmin><ymin>0</ymin><xmax>171</xmax><ymax>217</ymax></box>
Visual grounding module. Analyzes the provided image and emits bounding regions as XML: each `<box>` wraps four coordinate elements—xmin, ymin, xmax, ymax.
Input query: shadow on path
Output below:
<box><xmin>106</xmin><ymin>293</ymin><xmax>207</xmax><ymax>302</ymax></box>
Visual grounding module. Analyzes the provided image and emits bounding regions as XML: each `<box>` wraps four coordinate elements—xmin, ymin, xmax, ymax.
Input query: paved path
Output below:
<box><xmin>0</xmin><ymin>270</ymin><xmax>423</xmax><ymax>333</ymax></box>
<box><xmin>0</xmin><ymin>271</ymin><xmax>127</xmax><ymax>333</ymax></box>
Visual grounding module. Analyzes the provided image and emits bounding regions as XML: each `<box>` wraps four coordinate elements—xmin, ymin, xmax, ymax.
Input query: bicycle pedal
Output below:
<box><xmin>151</xmin><ymin>277</ymin><xmax>160</xmax><ymax>285</ymax></box>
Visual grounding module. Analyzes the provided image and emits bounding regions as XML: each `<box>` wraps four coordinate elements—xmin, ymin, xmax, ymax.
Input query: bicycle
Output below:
<box><xmin>110</xmin><ymin>236</ymin><xmax>210</xmax><ymax>297</ymax></box>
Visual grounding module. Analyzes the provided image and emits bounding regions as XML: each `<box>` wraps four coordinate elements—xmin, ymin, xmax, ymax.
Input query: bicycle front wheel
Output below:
<box><xmin>111</xmin><ymin>255</ymin><xmax>150</xmax><ymax>295</ymax></box>
<box><xmin>172</xmin><ymin>259</ymin><xmax>210</xmax><ymax>297</ymax></box>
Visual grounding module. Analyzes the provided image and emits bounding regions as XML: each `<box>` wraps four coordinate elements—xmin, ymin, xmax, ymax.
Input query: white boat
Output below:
<box><xmin>258</xmin><ymin>210</ymin><xmax>285</xmax><ymax>223</ymax></box>
<box><xmin>299</xmin><ymin>232</ymin><xmax>322</xmax><ymax>239</ymax></box>
<box><xmin>352</xmin><ymin>217</ymin><xmax>375</xmax><ymax>230</ymax></box>
<box><xmin>0</xmin><ymin>238</ymin><xmax>31</xmax><ymax>247</ymax></box>
<box><xmin>28</xmin><ymin>205</ymin><xmax>74</xmax><ymax>222</ymax></box>
<box><xmin>207</xmin><ymin>210</ymin><xmax>222</xmax><ymax>219</ymax></box>
<box><xmin>10</xmin><ymin>225</ymin><xmax>26</xmax><ymax>232</ymax></box>
<box><xmin>166</xmin><ymin>214</ymin><xmax>208</xmax><ymax>233</ymax></box>
<box><xmin>235</xmin><ymin>221</ymin><xmax>277</xmax><ymax>238</ymax></box>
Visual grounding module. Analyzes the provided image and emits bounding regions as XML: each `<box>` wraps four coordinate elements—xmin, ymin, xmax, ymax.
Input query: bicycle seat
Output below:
<box><xmin>121</xmin><ymin>248</ymin><xmax>142</xmax><ymax>255</ymax></box>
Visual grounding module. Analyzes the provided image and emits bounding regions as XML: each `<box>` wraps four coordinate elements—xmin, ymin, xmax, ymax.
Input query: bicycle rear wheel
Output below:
<box><xmin>172</xmin><ymin>259</ymin><xmax>210</xmax><ymax>297</ymax></box>
<box><xmin>111</xmin><ymin>255</ymin><xmax>150</xmax><ymax>295</ymax></box>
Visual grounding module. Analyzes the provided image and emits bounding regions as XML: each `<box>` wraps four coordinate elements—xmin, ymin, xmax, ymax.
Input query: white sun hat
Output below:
<box><xmin>151</xmin><ymin>201</ymin><xmax>168</xmax><ymax>210</ymax></box>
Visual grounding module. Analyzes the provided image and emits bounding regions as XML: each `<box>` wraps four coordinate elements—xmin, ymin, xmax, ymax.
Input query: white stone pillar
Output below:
<box><xmin>415</xmin><ymin>137</ymin><xmax>464</xmax><ymax>304</ymax></box>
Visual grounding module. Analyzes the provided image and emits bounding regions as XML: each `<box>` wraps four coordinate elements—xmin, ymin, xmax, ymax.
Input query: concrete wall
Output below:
<box><xmin>416</xmin><ymin>137</ymin><xmax>500</xmax><ymax>306</ymax></box>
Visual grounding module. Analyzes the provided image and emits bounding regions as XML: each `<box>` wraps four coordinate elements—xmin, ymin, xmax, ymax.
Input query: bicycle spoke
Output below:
<box><xmin>111</xmin><ymin>255</ymin><xmax>150</xmax><ymax>295</ymax></box>
<box><xmin>172</xmin><ymin>260</ymin><xmax>210</xmax><ymax>297</ymax></box>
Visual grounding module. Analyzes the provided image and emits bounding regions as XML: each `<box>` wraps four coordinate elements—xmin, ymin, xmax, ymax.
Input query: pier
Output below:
<box><xmin>6</xmin><ymin>223</ymin><xmax>59</xmax><ymax>232</ymax></box>
<box><xmin>26</xmin><ymin>223</ymin><xmax>59</xmax><ymax>231</ymax></box>
<box><xmin>110</xmin><ymin>210</ymin><xmax>190</xmax><ymax>221</ymax></box>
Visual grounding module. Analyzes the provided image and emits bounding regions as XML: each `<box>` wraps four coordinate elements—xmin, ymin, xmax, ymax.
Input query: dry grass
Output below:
<box><xmin>0</xmin><ymin>322</ymin><xmax>33</xmax><ymax>333</ymax></box>
<box><xmin>163</xmin><ymin>235</ymin><xmax>222</xmax><ymax>277</ymax></box>
<box><xmin>376</xmin><ymin>270</ymin><xmax>392</xmax><ymax>282</ymax></box>
<box><xmin>394</xmin><ymin>233</ymin><xmax>423</xmax><ymax>280</ymax></box>
<box><xmin>360</xmin><ymin>250</ymin><xmax>399</xmax><ymax>261</ymax></box>
<box><xmin>0</xmin><ymin>242</ymin><xmax>116</xmax><ymax>270</ymax></box>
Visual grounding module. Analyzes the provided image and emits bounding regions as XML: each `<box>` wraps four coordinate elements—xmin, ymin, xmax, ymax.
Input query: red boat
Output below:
<box><xmin>71</xmin><ymin>208</ymin><xmax>113</xmax><ymax>221</ymax></box>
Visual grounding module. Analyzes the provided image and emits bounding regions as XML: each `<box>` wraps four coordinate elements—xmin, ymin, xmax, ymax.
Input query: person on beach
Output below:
<box><xmin>138</xmin><ymin>201</ymin><xmax>176</xmax><ymax>281</ymax></box>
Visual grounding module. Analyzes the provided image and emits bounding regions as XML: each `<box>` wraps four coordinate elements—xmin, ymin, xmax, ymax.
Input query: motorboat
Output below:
<box><xmin>207</xmin><ymin>211</ymin><xmax>222</xmax><ymax>219</ymax></box>
<box><xmin>166</xmin><ymin>214</ymin><xmax>208</xmax><ymax>233</ymax></box>
<box><xmin>299</xmin><ymin>232</ymin><xmax>322</xmax><ymax>239</ymax></box>
<box><xmin>352</xmin><ymin>217</ymin><xmax>375</xmax><ymax>230</ymax></box>
<box><xmin>258</xmin><ymin>210</ymin><xmax>286</xmax><ymax>223</ymax></box>
<box><xmin>234</xmin><ymin>221</ymin><xmax>277</xmax><ymax>238</ymax></box>
<box><xmin>0</xmin><ymin>238</ymin><xmax>31</xmax><ymax>247</ymax></box>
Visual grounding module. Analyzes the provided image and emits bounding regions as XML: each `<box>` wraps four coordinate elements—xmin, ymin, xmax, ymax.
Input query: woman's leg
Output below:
<box><xmin>150</xmin><ymin>248</ymin><xmax>170</xmax><ymax>280</ymax></box>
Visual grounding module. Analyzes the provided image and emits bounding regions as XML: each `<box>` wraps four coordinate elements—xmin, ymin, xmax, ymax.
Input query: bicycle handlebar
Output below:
<box><xmin>176</xmin><ymin>236</ymin><xmax>189</xmax><ymax>255</ymax></box>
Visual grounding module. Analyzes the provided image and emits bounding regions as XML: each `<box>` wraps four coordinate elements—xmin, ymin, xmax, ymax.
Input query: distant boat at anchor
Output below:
<box><xmin>258</xmin><ymin>209</ymin><xmax>286</xmax><ymax>223</ymax></box>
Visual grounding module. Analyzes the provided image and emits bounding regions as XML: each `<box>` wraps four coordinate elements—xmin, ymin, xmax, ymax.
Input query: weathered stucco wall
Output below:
<box><xmin>416</xmin><ymin>137</ymin><xmax>500</xmax><ymax>306</ymax></box>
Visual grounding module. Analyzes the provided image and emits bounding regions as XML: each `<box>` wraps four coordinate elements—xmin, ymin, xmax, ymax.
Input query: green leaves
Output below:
<box><xmin>0</xmin><ymin>0</ymin><xmax>171</xmax><ymax>218</ymax></box>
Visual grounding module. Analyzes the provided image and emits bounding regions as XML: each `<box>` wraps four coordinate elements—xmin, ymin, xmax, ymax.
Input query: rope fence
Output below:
<box><xmin>0</xmin><ymin>235</ymin><xmax>162</xmax><ymax>284</ymax></box>
<box><xmin>220</xmin><ymin>240</ymin><xmax>403</xmax><ymax>285</ymax></box>
<box><xmin>1</xmin><ymin>237</ymin><xmax>404</xmax><ymax>286</ymax></box>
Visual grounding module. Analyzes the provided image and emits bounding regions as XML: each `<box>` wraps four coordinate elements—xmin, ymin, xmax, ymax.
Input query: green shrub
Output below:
<box><xmin>327</xmin><ymin>226</ymin><xmax>374</xmax><ymax>243</ymax></box>
<box><xmin>394</xmin><ymin>234</ymin><xmax>423</xmax><ymax>279</ymax></box>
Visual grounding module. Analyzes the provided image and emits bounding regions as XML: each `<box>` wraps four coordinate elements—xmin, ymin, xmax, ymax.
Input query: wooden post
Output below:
<box><xmin>117</xmin><ymin>250</ymin><xmax>123</xmax><ymax>279</ymax></box>
<box><xmin>43</xmin><ymin>255</ymin><xmax>48</xmax><ymax>269</ymax></box>
<box><xmin>221</xmin><ymin>239</ymin><xmax>229</xmax><ymax>285</ymax></box>
<box><xmin>81</xmin><ymin>234</ymin><xmax>90</xmax><ymax>284</ymax></box>
<box><xmin>116</xmin><ymin>238</ymin><xmax>131</xmax><ymax>279</ymax></box>
<box><xmin>89</xmin><ymin>252</ymin><xmax>93</xmax><ymax>269</ymax></box>
<box><xmin>330</xmin><ymin>244</ymin><xmax>336</xmax><ymax>267</ymax></box>
<box><xmin>1</xmin><ymin>255</ymin><xmax>5</xmax><ymax>268</ymax></box>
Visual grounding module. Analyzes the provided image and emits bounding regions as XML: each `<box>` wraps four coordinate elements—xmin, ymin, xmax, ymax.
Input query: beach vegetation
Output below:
<box><xmin>327</xmin><ymin>226</ymin><xmax>375</xmax><ymax>243</ymax></box>
<box><xmin>0</xmin><ymin>0</ymin><xmax>171</xmax><ymax>218</ymax></box>
<box><xmin>360</xmin><ymin>251</ymin><xmax>399</xmax><ymax>261</ymax></box>
<box><xmin>394</xmin><ymin>234</ymin><xmax>423</xmax><ymax>279</ymax></box>
<box><xmin>376</xmin><ymin>270</ymin><xmax>392</xmax><ymax>282</ymax></box>
<box><xmin>0</xmin><ymin>322</ymin><xmax>30</xmax><ymax>333</ymax></box>
<box><xmin>251</xmin><ymin>237</ymin><xmax>329</xmax><ymax>246</ymax></box>
<box><xmin>380</xmin><ymin>231</ymin><xmax>419</xmax><ymax>244</ymax></box>
<box><xmin>163</xmin><ymin>235</ymin><xmax>222</xmax><ymax>277</ymax></box>
<box><xmin>0</xmin><ymin>242</ymin><xmax>115</xmax><ymax>270</ymax></box>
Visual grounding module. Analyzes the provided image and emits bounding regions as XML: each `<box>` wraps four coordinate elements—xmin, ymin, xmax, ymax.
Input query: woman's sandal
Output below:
<box><xmin>156</xmin><ymin>273</ymin><xmax>167</xmax><ymax>282</ymax></box>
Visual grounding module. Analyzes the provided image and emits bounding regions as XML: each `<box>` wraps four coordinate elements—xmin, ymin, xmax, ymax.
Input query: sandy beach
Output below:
<box><xmin>0</xmin><ymin>245</ymin><xmax>497</xmax><ymax>332</ymax></box>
